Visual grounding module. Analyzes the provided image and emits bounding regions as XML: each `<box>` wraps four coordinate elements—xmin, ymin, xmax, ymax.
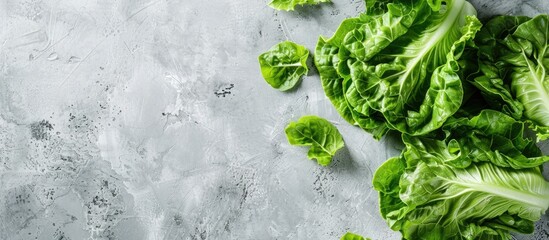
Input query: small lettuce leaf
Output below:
<box><xmin>268</xmin><ymin>0</ymin><xmax>330</xmax><ymax>11</ymax></box>
<box><xmin>258</xmin><ymin>41</ymin><xmax>309</xmax><ymax>91</ymax></box>
<box><xmin>340</xmin><ymin>232</ymin><xmax>370</xmax><ymax>240</ymax></box>
<box><xmin>285</xmin><ymin>115</ymin><xmax>344</xmax><ymax>166</ymax></box>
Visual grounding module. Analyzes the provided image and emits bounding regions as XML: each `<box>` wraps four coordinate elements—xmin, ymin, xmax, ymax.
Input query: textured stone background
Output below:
<box><xmin>1</xmin><ymin>0</ymin><xmax>548</xmax><ymax>239</ymax></box>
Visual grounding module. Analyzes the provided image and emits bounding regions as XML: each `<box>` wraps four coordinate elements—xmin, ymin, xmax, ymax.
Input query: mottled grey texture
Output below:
<box><xmin>0</xmin><ymin>0</ymin><xmax>548</xmax><ymax>239</ymax></box>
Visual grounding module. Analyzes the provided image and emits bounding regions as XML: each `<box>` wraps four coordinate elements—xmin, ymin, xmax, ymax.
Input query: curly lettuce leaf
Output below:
<box><xmin>395</xmin><ymin>161</ymin><xmax>549</xmax><ymax>239</ymax></box>
<box><xmin>269</xmin><ymin>0</ymin><xmax>330</xmax><ymax>11</ymax></box>
<box><xmin>315</xmin><ymin>16</ymin><xmax>390</xmax><ymax>139</ymax></box>
<box><xmin>374</xmin><ymin>138</ymin><xmax>549</xmax><ymax>239</ymax></box>
<box><xmin>314</xmin><ymin>1</ymin><xmax>422</xmax><ymax>139</ymax></box>
<box><xmin>258</xmin><ymin>41</ymin><xmax>309</xmax><ymax>91</ymax></box>
<box><xmin>344</xmin><ymin>78</ymin><xmax>390</xmax><ymax>139</ymax></box>
<box><xmin>315</xmin><ymin>0</ymin><xmax>481</xmax><ymax>138</ymax></box>
<box><xmin>285</xmin><ymin>115</ymin><xmax>344</xmax><ymax>166</ymax></box>
<box><xmin>341</xmin><ymin>2</ymin><xmax>419</xmax><ymax>63</ymax></box>
<box><xmin>364</xmin><ymin>0</ymin><xmax>390</xmax><ymax>16</ymax></box>
<box><xmin>315</xmin><ymin>36</ymin><xmax>356</xmax><ymax>125</ymax></box>
<box><xmin>509</xmin><ymin>15</ymin><xmax>549</xmax><ymax>140</ymax></box>
<box><xmin>350</xmin><ymin>3</ymin><xmax>480</xmax><ymax>135</ymax></box>
<box><xmin>402</xmin><ymin>110</ymin><xmax>549</xmax><ymax>170</ymax></box>
<box><xmin>473</xmin><ymin>16</ymin><xmax>530</xmax><ymax>119</ymax></box>
<box><xmin>474</xmin><ymin>15</ymin><xmax>549</xmax><ymax>140</ymax></box>
<box><xmin>404</xmin><ymin>16</ymin><xmax>481</xmax><ymax>133</ymax></box>
<box><xmin>373</xmin><ymin>156</ymin><xmax>407</xmax><ymax>222</ymax></box>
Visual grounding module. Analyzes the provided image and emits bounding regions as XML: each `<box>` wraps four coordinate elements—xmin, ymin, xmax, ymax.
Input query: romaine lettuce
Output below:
<box><xmin>373</xmin><ymin>112</ymin><xmax>549</xmax><ymax>239</ymax></box>
<box><xmin>475</xmin><ymin>15</ymin><xmax>549</xmax><ymax>140</ymax></box>
<box><xmin>315</xmin><ymin>0</ymin><xmax>482</xmax><ymax>139</ymax></box>
<box><xmin>407</xmin><ymin>110</ymin><xmax>549</xmax><ymax>169</ymax></box>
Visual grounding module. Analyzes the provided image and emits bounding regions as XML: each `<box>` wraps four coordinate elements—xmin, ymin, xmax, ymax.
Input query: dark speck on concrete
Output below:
<box><xmin>214</xmin><ymin>83</ymin><xmax>235</xmax><ymax>98</ymax></box>
<box><xmin>30</xmin><ymin>120</ymin><xmax>54</xmax><ymax>140</ymax></box>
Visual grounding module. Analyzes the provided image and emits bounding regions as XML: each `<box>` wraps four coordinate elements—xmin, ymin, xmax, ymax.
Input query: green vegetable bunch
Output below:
<box><xmin>315</xmin><ymin>0</ymin><xmax>481</xmax><ymax>140</ymax></box>
<box><xmin>373</xmin><ymin>110</ymin><xmax>549</xmax><ymax>239</ymax></box>
<box><xmin>258</xmin><ymin>0</ymin><xmax>549</xmax><ymax>239</ymax></box>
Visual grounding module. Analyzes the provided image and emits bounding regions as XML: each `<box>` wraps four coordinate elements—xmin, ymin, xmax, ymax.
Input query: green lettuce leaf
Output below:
<box><xmin>285</xmin><ymin>115</ymin><xmax>344</xmax><ymax>166</ymax></box>
<box><xmin>471</xmin><ymin>16</ymin><xmax>529</xmax><ymax>120</ymax></box>
<box><xmin>395</xmin><ymin>161</ymin><xmax>549</xmax><ymax>239</ymax></box>
<box><xmin>509</xmin><ymin>15</ymin><xmax>549</xmax><ymax>140</ymax></box>
<box><xmin>269</xmin><ymin>0</ymin><xmax>330</xmax><ymax>11</ymax></box>
<box><xmin>314</xmin><ymin>16</ymin><xmax>390</xmax><ymax>139</ymax></box>
<box><xmin>373</xmin><ymin>156</ymin><xmax>406</xmax><ymax>221</ymax></box>
<box><xmin>315</xmin><ymin>0</ymin><xmax>482</xmax><ymax>138</ymax></box>
<box><xmin>258</xmin><ymin>41</ymin><xmax>309</xmax><ymax>91</ymax></box>
<box><xmin>474</xmin><ymin>15</ymin><xmax>549</xmax><ymax>140</ymax></box>
<box><xmin>374</xmin><ymin>136</ymin><xmax>549</xmax><ymax>239</ymax></box>
<box><xmin>364</xmin><ymin>0</ymin><xmax>390</xmax><ymax>15</ymax></box>
<box><xmin>402</xmin><ymin>110</ymin><xmax>549</xmax><ymax>170</ymax></box>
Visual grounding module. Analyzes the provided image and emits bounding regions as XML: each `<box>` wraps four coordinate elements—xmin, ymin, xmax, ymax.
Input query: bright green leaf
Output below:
<box><xmin>475</xmin><ymin>15</ymin><xmax>549</xmax><ymax>140</ymax></box>
<box><xmin>258</xmin><ymin>41</ymin><xmax>309</xmax><ymax>91</ymax></box>
<box><xmin>315</xmin><ymin>0</ymin><xmax>482</xmax><ymax>138</ymax></box>
<box><xmin>285</xmin><ymin>115</ymin><xmax>344</xmax><ymax>166</ymax></box>
<box><xmin>395</xmin><ymin>161</ymin><xmax>549</xmax><ymax>239</ymax></box>
<box><xmin>374</xmin><ymin>141</ymin><xmax>549</xmax><ymax>239</ymax></box>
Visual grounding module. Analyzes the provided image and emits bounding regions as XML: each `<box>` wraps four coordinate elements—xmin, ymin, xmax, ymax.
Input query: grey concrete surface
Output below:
<box><xmin>0</xmin><ymin>0</ymin><xmax>548</xmax><ymax>239</ymax></box>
